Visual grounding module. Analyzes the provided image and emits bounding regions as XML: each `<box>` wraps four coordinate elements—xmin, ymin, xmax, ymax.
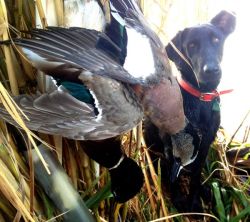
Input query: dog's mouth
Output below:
<box><xmin>199</xmin><ymin>79</ymin><xmax>221</xmax><ymax>92</ymax></box>
<box><xmin>198</xmin><ymin>69</ymin><xmax>222</xmax><ymax>91</ymax></box>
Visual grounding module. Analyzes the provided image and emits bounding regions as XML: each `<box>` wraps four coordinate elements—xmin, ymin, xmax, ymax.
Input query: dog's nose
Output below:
<box><xmin>203</xmin><ymin>64</ymin><xmax>220</xmax><ymax>75</ymax></box>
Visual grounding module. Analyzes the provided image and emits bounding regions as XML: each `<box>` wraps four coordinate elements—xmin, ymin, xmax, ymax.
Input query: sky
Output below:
<box><xmin>218</xmin><ymin>1</ymin><xmax>250</xmax><ymax>141</ymax></box>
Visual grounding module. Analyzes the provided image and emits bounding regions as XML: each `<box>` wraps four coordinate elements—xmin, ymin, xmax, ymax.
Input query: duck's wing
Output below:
<box><xmin>110</xmin><ymin>0</ymin><xmax>164</xmax><ymax>48</ymax></box>
<box><xmin>0</xmin><ymin>76</ymin><xmax>143</xmax><ymax>140</ymax></box>
<box><xmin>14</xmin><ymin>0</ymin><xmax>171</xmax><ymax>86</ymax></box>
<box><xmin>109</xmin><ymin>0</ymin><xmax>172</xmax><ymax>82</ymax></box>
<box><xmin>15</xmin><ymin>27</ymin><xmax>144</xmax><ymax>85</ymax></box>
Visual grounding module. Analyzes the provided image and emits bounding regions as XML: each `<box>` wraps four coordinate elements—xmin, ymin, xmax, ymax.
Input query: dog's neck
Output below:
<box><xmin>177</xmin><ymin>76</ymin><xmax>233</xmax><ymax>102</ymax></box>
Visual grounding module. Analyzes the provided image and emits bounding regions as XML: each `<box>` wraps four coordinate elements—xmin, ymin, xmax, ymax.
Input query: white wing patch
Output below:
<box><xmin>123</xmin><ymin>27</ymin><xmax>155</xmax><ymax>80</ymax></box>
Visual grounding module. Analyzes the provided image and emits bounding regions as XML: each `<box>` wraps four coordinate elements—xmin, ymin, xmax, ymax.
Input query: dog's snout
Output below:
<box><xmin>203</xmin><ymin>64</ymin><xmax>220</xmax><ymax>75</ymax></box>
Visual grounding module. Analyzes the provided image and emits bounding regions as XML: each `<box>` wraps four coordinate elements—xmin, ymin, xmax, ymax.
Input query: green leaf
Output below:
<box><xmin>229</xmin><ymin>205</ymin><xmax>250</xmax><ymax>222</ymax></box>
<box><xmin>221</xmin><ymin>187</ymin><xmax>232</xmax><ymax>216</ymax></box>
<box><xmin>39</xmin><ymin>191</ymin><xmax>55</xmax><ymax>219</ymax></box>
<box><xmin>86</xmin><ymin>182</ymin><xmax>112</xmax><ymax>209</ymax></box>
<box><xmin>212</xmin><ymin>181</ymin><xmax>226</xmax><ymax>222</ymax></box>
<box><xmin>230</xmin><ymin>187</ymin><xmax>249</xmax><ymax>208</ymax></box>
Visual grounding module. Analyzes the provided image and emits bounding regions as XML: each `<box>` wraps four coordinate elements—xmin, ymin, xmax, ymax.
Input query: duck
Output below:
<box><xmin>0</xmin><ymin>0</ymin><xmax>185</xmax><ymax>202</ymax></box>
<box><xmin>0</xmin><ymin>0</ymin><xmax>185</xmax><ymax>139</ymax></box>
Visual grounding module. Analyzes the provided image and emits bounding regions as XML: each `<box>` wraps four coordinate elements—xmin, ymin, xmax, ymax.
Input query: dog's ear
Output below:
<box><xmin>210</xmin><ymin>10</ymin><xmax>236</xmax><ymax>36</ymax></box>
<box><xmin>165</xmin><ymin>30</ymin><xmax>185</xmax><ymax>67</ymax></box>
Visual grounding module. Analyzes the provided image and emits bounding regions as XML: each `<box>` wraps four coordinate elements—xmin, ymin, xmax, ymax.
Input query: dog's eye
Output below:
<box><xmin>212</xmin><ymin>36</ymin><xmax>220</xmax><ymax>43</ymax></box>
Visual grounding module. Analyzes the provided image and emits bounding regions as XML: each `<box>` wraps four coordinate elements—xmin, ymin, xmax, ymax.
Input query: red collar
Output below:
<box><xmin>177</xmin><ymin>76</ymin><xmax>233</xmax><ymax>102</ymax></box>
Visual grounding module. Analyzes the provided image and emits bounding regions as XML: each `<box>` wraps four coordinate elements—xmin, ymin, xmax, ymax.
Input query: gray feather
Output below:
<box><xmin>0</xmin><ymin>75</ymin><xmax>143</xmax><ymax>140</ymax></box>
<box><xmin>16</xmin><ymin>28</ymin><xmax>145</xmax><ymax>85</ymax></box>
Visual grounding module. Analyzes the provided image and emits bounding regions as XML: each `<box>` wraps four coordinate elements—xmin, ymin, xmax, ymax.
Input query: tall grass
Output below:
<box><xmin>0</xmin><ymin>0</ymin><xmax>249</xmax><ymax>221</ymax></box>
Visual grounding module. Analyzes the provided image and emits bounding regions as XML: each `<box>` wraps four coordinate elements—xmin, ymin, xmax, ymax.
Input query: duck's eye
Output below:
<box><xmin>212</xmin><ymin>36</ymin><xmax>220</xmax><ymax>43</ymax></box>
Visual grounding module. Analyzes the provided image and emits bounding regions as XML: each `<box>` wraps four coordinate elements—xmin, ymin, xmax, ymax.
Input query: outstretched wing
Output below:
<box><xmin>0</xmin><ymin>85</ymin><xmax>143</xmax><ymax>140</ymax></box>
<box><xmin>15</xmin><ymin>27</ymin><xmax>145</xmax><ymax>85</ymax></box>
<box><xmin>13</xmin><ymin>0</ymin><xmax>171</xmax><ymax>86</ymax></box>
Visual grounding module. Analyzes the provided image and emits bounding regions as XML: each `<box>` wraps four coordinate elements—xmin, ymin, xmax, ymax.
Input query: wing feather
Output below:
<box><xmin>15</xmin><ymin>27</ymin><xmax>145</xmax><ymax>85</ymax></box>
<box><xmin>0</xmin><ymin>88</ymin><xmax>142</xmax><ymax>140</ymax></box>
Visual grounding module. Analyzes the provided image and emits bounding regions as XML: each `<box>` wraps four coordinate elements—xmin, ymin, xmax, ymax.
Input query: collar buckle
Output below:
<box><xmin>199</xmin><ymin>93</ymin><xmax>206</xmax><ymax>101</ymax></box>
<box><xmin>199</xmin><ymin>92</ymin><xmax>216</xmax><ymax>101</ymax></box>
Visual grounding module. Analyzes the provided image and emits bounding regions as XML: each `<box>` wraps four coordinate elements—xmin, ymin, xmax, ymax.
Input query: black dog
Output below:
<box><xmin>145</xmin><ymin>11</ymin><xmax>236</xmax><ymax>212</ymax></box>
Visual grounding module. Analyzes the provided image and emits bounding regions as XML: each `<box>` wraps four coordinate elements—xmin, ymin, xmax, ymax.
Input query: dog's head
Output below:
<box><xmin>166</xmin><ymin>11</ymin><xmax>236</xmax><ymax>92</ymax></box>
